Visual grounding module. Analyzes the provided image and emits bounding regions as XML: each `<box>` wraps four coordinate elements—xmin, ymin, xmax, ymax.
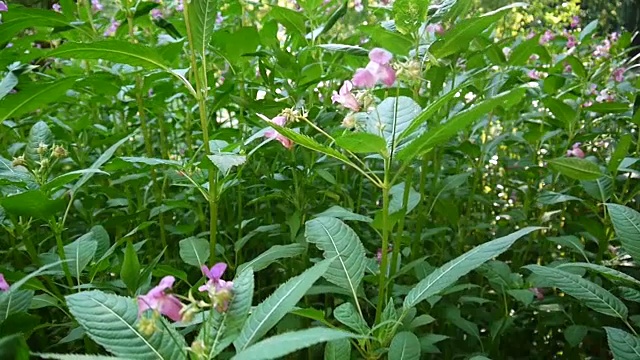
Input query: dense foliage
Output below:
<box><xmin>1</xmin><ymin>0</ymin><xmax>639</xmax><ymax>359</ymax></box>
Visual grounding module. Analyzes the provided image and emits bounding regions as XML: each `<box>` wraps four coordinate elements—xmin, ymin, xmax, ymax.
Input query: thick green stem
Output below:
<box><xmin>375</xmin><ymin>161</ymin><xmax>391</xmax><ymax>324</ymax></box>
<box><xmin>53</xmin><ymin>222</ymin><xmax>74</xmax><ymax>289</ymax></box>
<box><xmin>390</xmin><ymin>167</ymin><xmax>413</xmax><ymax>283</ymax></box>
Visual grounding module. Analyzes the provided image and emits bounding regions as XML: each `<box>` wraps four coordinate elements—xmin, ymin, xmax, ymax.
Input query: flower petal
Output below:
<box><xmin>352</xmin><ymin>68</ymin><xmax>376</xmax><ymax>88</ymax></box>
<box><xmin>376</xmin><ymin>64</ymin><xmax>396</xmax><ymax>86</ymax></box>
<box><xmin>160</xmin><ymin>295</ymin><xmax>184</xmax><ymax>322</ymax></box>
<box><xmin>209</xmin><ymin>262</ymin><xmax>227</xmax><ymax>279</ymax></box>
<box><xmin>369</xmin><ymin>48</ymin><xmax>392</xmax><ymax>65</ymax></box>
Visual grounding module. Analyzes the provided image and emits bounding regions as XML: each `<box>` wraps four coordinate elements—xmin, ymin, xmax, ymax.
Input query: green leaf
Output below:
<box><xmin>586</xmin><ymin>102</ymin><xmax>630</xmax><ymax>114</ymax></box>
<box><xmin>185</xmin><ymin>0</ymin><xmax>217</xmax><ymax>59</ymax></box>
<box><xmin>178</xmin><ymin>237</ymin><xmax>210</xmax><ymax>268</ymax></box>
<box><xmin>233</xmin><ymin>258</ymin><xmax>333</xmax><ymax>351</ymax></box>
<box><xmin>48</xmin><ymin>41</ymin><xmax>170</xmax><ymax>71</ymax></box>
<box><xmin>198</xmin><ymin>268</ymin><xmax>254</xmax><ymax>358</ymax></box>
<box><xmin>305</xmin><ymin>217</ymin><xmax>366</xmax><ymax>306</ymax></box>
<box><xmin>543</xmin><ymin>98</ymin><xmax>576</xmax><ymax>127</ymax></box>
<box><xmin>121</xmin><ymin>241</ymin><xmax>140</xmax><ymax>293</ymax></box>
<box><xmin>237</xmin><ymin>244</ymin><xmax>306</xmax><ymax>273</ymax></box>
<box><xmin>207</xmin><ymin>153</ymin><xmax>247</xmax><ymax>175</ymax></box>
<box><xmin>314</xmin><ymin>206</ymin><xmax>372</xmax><ymax>223</ymax></box>
<box><xmin>25</xmin><ymin>121</ymin><xmax>54</xmax><ymax>165</ymax></box>
<box><xmin>0</xmin><ymin>78</ymin><xmax>77</xmax><ymax>123</ymax></box>
<box><xmin>333</xmin><ymin>303</ymin><xmax>369</xmax><ymax>335</ymax></box>
<box><xmin>508</xmin><ymin>37</ymin><xmax>545</xmax><ymax>66</ymax></box>
<box><xmin>72</xmin><ymin>133</ymin><xmax>131</xmax><ymax>193</ymax></box>
<box><xmin>547</xmin><ymin>158</ymin><xmax>604</xmax><ymax>181</ymax></box>
<box><xmin>605</xmin><ymin>327</ymin><xmax>640</xmax><ymax>360</ymax></box>
<box><xmin>524</xmin><ymin>265</ymin><xmax>628</xmax><ymax>319</ymax></box>
<box><xmin>232</xmin><ymin>328</ymin><xmax>358</xmax><ymax>360</ymax></box>
<box><xmin>366</xmin><ymin>96</ymin><xmax>422</xmax><ymax>153</ymax></box>
<box><xmin>403</xmin><ymin>227</ymin><xmax>541</xmax><ymax>308</ymax></box>
<box><xmin>66</xmin><ymin>291</ymin><xmax>187</xmax><ymax>359</ymax></box>
<box><xmin>564</xmin><ymin>325</ymin><xmax>588</xmax><ymax>347</ymax></box>
<box><xmin>42</xmin><ymin>169</ymin><xmax>110</xmax><ymax>193</ymax></box>
<box><xmin>314</xmin><ymin>1</ymin><xmax>348</xmax><ymax>39</ymax></box>
<box><xmin>362</xmin><ymin>26</ymin><xmax>413</xmax><ymax>55</ymax></box>
<box><xmin>606</xmin><ymin>204</ymin><xmax>640</xmax><ymax>262</ymax></box>
<box><xmin>35</xmin><ymin>354</ymin><xmax>125</xmax><ymax>359</ymax></box>
<box><xmin>399</xmin><ymin>83</ymin><xmax>464</xmax><ymax>140</ymax></box>
<box><xmin>581</xmin><ymin>177</ymin><xmax>613</xmax><ymax>202</ymax></box>
<box><xmin>546</xmin><ymin>236</ymin><xmax>586</xmax><ymax>258</ymax></box>
<box><xmin>335</xmin><ymin>133</ymin><xmax>387</xmax><ymax>155</ymax></box>
<box><xmin>269</xmin><ymin>6</ymin><xmax>306</xmax><ymax>37</ymax></box>
<box><xmin>0</xmin><ymin>334</ymin><xmax>29</xmax><ymax>360</ymax></box>
<box><xmin>579</xmin><ymin>20</ymin><xmax>598</xmax><ymax>41</ymax></box>
<box><xmin>66</xmin><ymin>233</ymin><xmax>98</xmax><ymax>279</ymax></box>
<box><xmin>609</xmin><ymin>134</ymin><xmax>632</xmax><ymax>173</ymax></box>
<box><xmin>0</xmin><ymin>8</ymin><xmax>92</xmax><ymax>44</ymax></box>
<box><xmin>317</xmin><ymin>44</ymin><xmax>368</xmax><ymax>56</ymax></box>
<box><xmin>397</xmin><ymin>88</ymin><xmax>525</xmax><ymax>162</ymax></box>
<box><xmin>119</xmin><ymin>157</ymin><xmax>181</xmax><ymax>167</ymax></box>
<box><xmin>266</xmin><ymin>122</ymin><xmax>351</xmax><ymax>164</ymax></box>
<box><xmin>430</xmin><ymin>4</ymin><xmax>526</xmax><ymax>58</ymax></box>
<box><xmin>388</xmin><ymin>331</ymin><xmax>421</xmax><ymax>360</ymax></box>
<box><xmin>324</xmin><ymin>338</ymin><xmax>351</xmax><ymax>360</ymax></box>
<box><xmin>0</xmin><ymin>290</ymin><xmax>34</xmax><ymax>322</ymax></box>
<box><xmin>0</xmin><ymin>190</ymin><xmax>66</xmax><ymax>220</ymax></box>
<box><xmin>0</xmin><ymin>72</ymin><xmax>18</xmax><ymax>101</ymax></box>
<box><xmin>389</xmin><ymin>182</ymin><xmax>420</xmax><ymax>215</ymax></box>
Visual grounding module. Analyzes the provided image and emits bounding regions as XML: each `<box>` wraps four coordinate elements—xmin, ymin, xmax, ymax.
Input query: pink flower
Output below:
<box><xmin>527</xmin><ymin>69</ymin><xmax>541</xmax><ymax>80</ymax></box>
<box><xmin>539</xmin><ymin>30</ymin><xmax>555</xmax><ymax>45</ymax></box>
<box><xmin>137</xmin><ymin>276</ymin><xmax>184</xmax><ymax>322</ymax></box>
<box><xmin>582</xmin><ymin>100</ymin><xmax>593</xmax><ymax>108</ymax></box>
<box><xmin>566</xmin><ymin>142</ymin><xmax>585</xmax><ymax>158</ymax></box>
<box><xmin>610</xmin><ymin>32</ymin><xmax>619</xmax><ymax>42</ymax></box>
<box><xmin>150</xmin><ymin>8</ymin><xmax>163</xmax><ymax>20</ymax></box>
<box><xmin>564</xmin><ymin>64</ymin><xmax>572</xmax><ymax>73</ymax></box>
<box><xmin>596</xmin><ymin>89</ymin><xmax>615</xmax><ymax>103</ymax></box>
<box><xmin>354</xmin><ymin>0</ymin><xmax>363</xmax><ymax>12</ymax></box>
<box><xmin>91</xmin><ymin>0</ymin><xmax>103</xmax><ymax>12</ymax></box>
<box><xmin>593</xmin><ymin>40</ymin><xmax>611</xmax><ymax>58</ymax></box>
<box><xmin>52</xmin><ymin>3</ymin><xmax>61</xmax><ymax>12</ymax></box>
<box><xmin>426</xmin><ymin>23</ymin><xmax>445</xmax><ymax>35</ymax></box>
<box><xmin>216</xmin><ymin>12</ymin><xmax>223</xmax><ymax>25</ymax></box>
<box><xmin>104</xmin><ymin>20</ymin><xmax>120</xmax><ymax>37</ymax></box>
<box><xmin>176</xmin><ymin>0</ymin><xmax>183</xmax><ymax>11</ymax></box>
<box><xmin>526</xmin><ymin>31</ymin><xmax>536</xmax><ymax>40</ymax></box>
<box><xmin>0</xmin><ymin>1</ymin><xmax>7</xmax><ymax>11</ymax></box>
<box><xmin>352</xmin><ymin>48</ymin><xmax>396</xmax><ymax>88</ymax></box>
<box><xmin>200</xmin><ymin>263</ymin><xmax>234</xmax><ymax>312</ymax></box>
<box><xmin>331</xmin><ymin>80</ymin><xmax>360</xmax><ymax>112</ymax></box>
<box><xmin>566</xmin><ymin>35</ymin><xmax>577</xmax><ymax>49</ymax></box>
<box><xmin>586</xmin><ymin>83</ymin><xmax>598</xmax><ymax>95</ymax></box>
<box><xmin>528</xmin><ymin>54</ymin><xmax>539</xmax><ymax>62</ymax></box>
<box><xmin>0</xmin><ymin>274</ymin><xmax>9</xmax><ymax>292</ymax></box>
<box><xmin>612</xmin><ymin>68</ymin><xmax>625</xmax><ymax>82</ymax></box>
<box><xmin>570</xmin><ymin>16</ymin><xmax>580</xmax><ymax>29</ymax></box>
<box><xmin>264</xmin><ymin>116</ymin><xmax>293</xmax><ymax>149</ymax></box>
<box><xmin>530</xmin><ymin>287</ymin><xmax>544</xmax><ymax>300</ymax></box>
<box><xmin>375</xmin><ymin>247</ymin><xmax>392</xmax><ymax>264</ymax></box>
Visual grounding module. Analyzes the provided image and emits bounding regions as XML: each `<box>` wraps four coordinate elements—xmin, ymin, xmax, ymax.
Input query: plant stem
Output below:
<box><xmin>375</xmin><ymin>159</ymin><xmax>391</xmax><ymax>324</ymax></box>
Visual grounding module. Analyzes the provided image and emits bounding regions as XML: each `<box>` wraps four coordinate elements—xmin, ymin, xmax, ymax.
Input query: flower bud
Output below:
<box><xmin>37</xmin><ymin>142</ymin><xmax>49</xmax><ymax>155</ymax></box>
<box><xmin>137</xmin><ymin>317</ymin><xmax>157</xmax><ymax>336</ymax></box>
<box><xmin>190</xmin><ymin>340</ymin><xmax>207</xmax><ymax>359</ymax></box>
<box><xmin>12</xmin><ymin>155</ymin><xmax>26</xmax><ymax>167</ymax></box>
<box><xmin>341</xmin><ymin>115</ymin><xmax>356</xmax><ymax>130</ymax></box>
<box><xmin>52</xmin><ymin>145</ymin><xmax>67</xmax><ymax>158</ymax></box>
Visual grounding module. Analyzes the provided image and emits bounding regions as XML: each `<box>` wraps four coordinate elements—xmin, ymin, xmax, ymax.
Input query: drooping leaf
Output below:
<box><xmin>0</xmin><ymin>290</ymin><xmax>34</xmax><ymax>322</ymax></box>
<box><xmin>557</xmin><ymin>263</ymin><xmax>640</xmax><ymax>286</ymax></box>
<box><xmin>524</xmin><ymin>265</ymin><xmax>628</xmax><ymax>319</ymax></box>
<box><xmin>42</xmin><ymin>169</ymin><xmax>110</xmax><ymax>193</ymax></box>
<box><xmin>35</xmin><ymin>353</ymin><xmax>124</xmax><ymax>359</ymax></box>
<box><xmin>543</xmin><ymin>97</ymin><xmax>576</xmax><ymax>127</ymax></box>
<box><xmin>564</xmin><ymin>325</ymin><xmax>588</xmax><ymax>347</ymax></box>
<box><xmin>119</xmin><ymin>157</ymin><xmax>181</xmax><ymax>167</ymax></box>
<box><xmin>548</xmin><ymin>158</ymin><xmax>604</xmax><ymax>181</ymax></box>
<box><xmin>0</xmin><ymin>8</ymin><xmax>93</xmax><ymax>44</ymax></box>
<box><xmin>606</xmin><ymin>204</ymin><xmax>640</xmax><ymax>262</ymax></box>
<box><xmin>324</xmin><ymin>338</ymin><xmax>351</xmax><ymax>360</ymax></box>
<box><xmin>237</xmin><ymin>244</ymin><xmax>306</xmax><ymax>273</ymax></box>
<box><xmin>604</xmin><ymin>327</ymin><xmax>640</xmax><ymax>360</ymax></box>
<box><xmin>233</xmin><ymin>328</ymin><xmax>358</xmax><ymax>360</ymax></box>
<box><xmin>389</xmin><ymin>182</ymin><xmax>420</xmax><ymax>215</ymax></box>
<box><xmin>48</xmin><ymin>41</ymin><xmax>169</xmax><ymax>71</ymax></box>
<box><xmin>66</xmin><ymin>291</ymin><xmax>187</xmax><ymax>359</ymax></box>
<box><xmin>198</xmin><ymin>268</ymin><xmax>254</xmax><ymax>358</ymax></box>
<box><xmin>404</xmin><ymin>227</ymin><xmax>541</xmax><ymax>308</ymax></box>
<box><xmin>265</xmin><ymin>122</ymin><xmax>351</xmax><ymax>164</ymax></box>
<box><xmin>178</xmin><ymin>237</ymin><xmax>210</xmax><ymax>268</ymax></box>
<box><xmin>581</xmin><ymin>177</ymin><xmax>613</xmax><ymax>202</ymax></box>
<box><xmin>233</xmin><ymin>258</ymin><xmax>333</xmax><ymax>351</ymax></box>
<box><xmin>335</xmin><ymin>133</ymin><xmax>387</xmax><ymax>155</ymax></box>
<box><xmin>388</xmin><ymin>331</ymin><xmax>421</xmax><ymax>360</ymax></box>
<box><xmin>0</xmin><ymin>72</ymin><xmax>18</xmax><ymax>101</ymax></box>
<box><xmin>0</xmin><ymin>190</ymin><xmax>66</xmax><ymax>220</ymax></box>
<box><xmin>317</xmin><ymin>44</ymin><xmax>368</xmax><ymax>56</ymax></box>
<box><xmin>305</xmin><ymin>217</ymin><xmax>366</xmax><ymax>306</ymax></box>
<box><xmin>608</xmin><ymin>134</ymin><xmax>632</xmax><ymax>173</ymax></box>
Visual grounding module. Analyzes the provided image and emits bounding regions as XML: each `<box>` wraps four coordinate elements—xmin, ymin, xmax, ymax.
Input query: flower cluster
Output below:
<box><xmin>199</xmin><ymin>263</ymin><xmax>234</xmax><ymax>312</ymax></box>
<box><xmin>566</xmin><ymin>142</ymin><xmax>585</xmax><ymax>158</ymax></box>
<box><xmin>352</xmin><ymin>48</ymin><xmax>396</xmax><ymax>88</ymax></box>
<box><xmin>137</xmin><ymin>276</ymin><xmax>184</xmax><ymax>322</ymax></box>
